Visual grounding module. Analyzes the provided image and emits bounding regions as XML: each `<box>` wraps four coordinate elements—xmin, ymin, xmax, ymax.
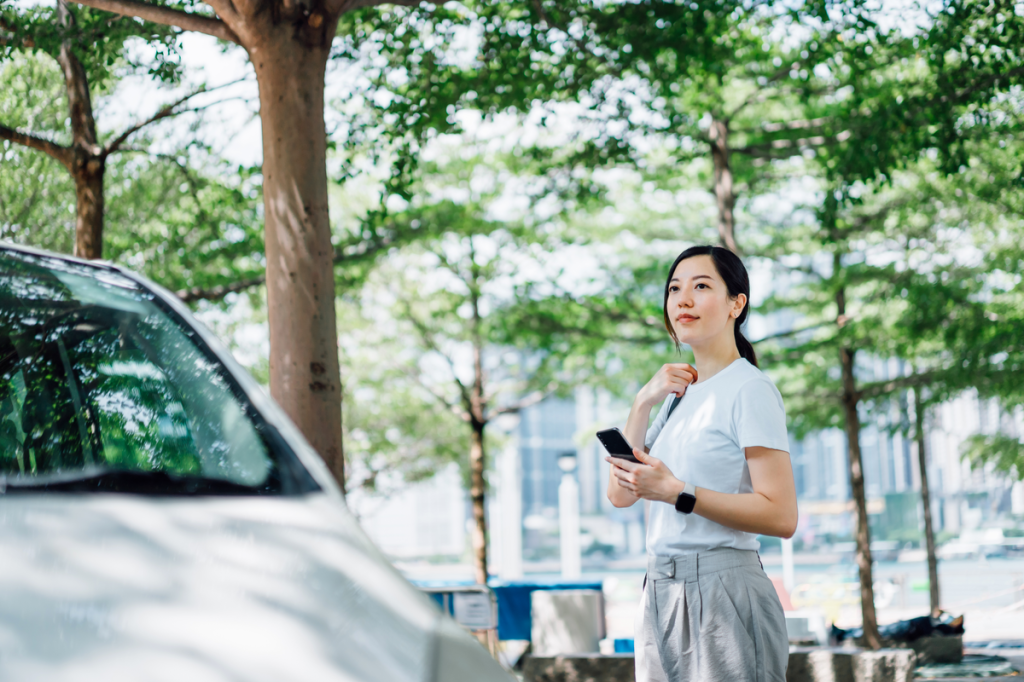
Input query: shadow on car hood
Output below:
<box><xmin>0</xmin><ymin>493</ymin><xmax>503</xmax><ymax>682</ymax></box>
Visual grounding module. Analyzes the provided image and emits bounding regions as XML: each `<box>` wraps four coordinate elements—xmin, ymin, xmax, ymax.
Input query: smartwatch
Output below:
<box><xmin>674</xmin><ymin>482</ymin><xmax>697</xmax><ymax>514</ymax></box>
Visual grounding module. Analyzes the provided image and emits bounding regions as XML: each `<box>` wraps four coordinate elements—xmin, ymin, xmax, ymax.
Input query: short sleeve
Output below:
<box><xmin>644</xmin><ymin>397</ymin><xmax>674</xmax><ymax>450</ymax></box>
<box><xmin>733</xmin><ymin>378</ymin><xmax>790</xmax><ymax>453</ymax></box>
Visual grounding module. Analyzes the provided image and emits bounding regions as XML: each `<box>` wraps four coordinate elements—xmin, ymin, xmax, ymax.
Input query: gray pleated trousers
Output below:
<box><xmin>635</xmin><ymin>548</ymin><xmax>789</xmax><ymax>682</ymax></box>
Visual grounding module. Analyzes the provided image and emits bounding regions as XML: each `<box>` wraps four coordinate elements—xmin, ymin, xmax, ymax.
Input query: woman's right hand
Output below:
<box><xmin>637</xmin><ymin>363</ymin><xmax>698</xmax><ymax>407</ymax></box>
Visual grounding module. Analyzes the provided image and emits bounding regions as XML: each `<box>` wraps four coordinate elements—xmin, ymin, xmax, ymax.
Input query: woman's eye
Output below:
<box><xmin>695</xmin><ymin>283</ymin><xmax>708</xmax><ymax>290</ymax></box>
<box><xmin>669</xmin><ymin>286</ymin><xmax>679</xmax><ymax>292</ymax></box>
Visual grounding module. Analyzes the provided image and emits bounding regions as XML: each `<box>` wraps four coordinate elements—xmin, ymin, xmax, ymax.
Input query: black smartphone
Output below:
<box><xmin>596</xmin><ymin>427</ymin><xmax>641</xmax><ymax>464</ymax></box>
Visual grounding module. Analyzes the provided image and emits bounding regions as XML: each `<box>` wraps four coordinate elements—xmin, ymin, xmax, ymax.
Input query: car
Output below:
<box><xmin>0</xmin><ymin>243</ymin><xmax>510</xmax><ymax>682</ymax></box>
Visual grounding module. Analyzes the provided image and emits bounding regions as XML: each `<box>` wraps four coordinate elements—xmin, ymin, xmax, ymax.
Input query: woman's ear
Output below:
<box><xmin>731</xmin><ymin>293</ymin><xmax>747</xmax><ymax>318</ymax></box>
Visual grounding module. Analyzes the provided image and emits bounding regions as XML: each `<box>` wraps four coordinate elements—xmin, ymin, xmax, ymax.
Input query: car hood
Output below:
<box><xmin>0</xmin><ymin>493</ymin><xmax>507</xmax><ymax>682</ymax></box>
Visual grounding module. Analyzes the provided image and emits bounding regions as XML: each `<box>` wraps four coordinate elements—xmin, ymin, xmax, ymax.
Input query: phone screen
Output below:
<box><xmin>596</xmin><ymin>428</ymin><xmax>640</xmax><ymax>464</ymax></box>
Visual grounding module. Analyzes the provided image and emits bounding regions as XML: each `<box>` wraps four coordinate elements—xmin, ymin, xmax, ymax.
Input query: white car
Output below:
<box><xmin>0</xmin><ymin>244</ymin><xmax>509</xmax><ymax>682</ymax></box>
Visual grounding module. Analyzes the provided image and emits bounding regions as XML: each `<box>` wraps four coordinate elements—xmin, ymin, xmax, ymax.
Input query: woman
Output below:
<box><xmin>607</xmin><ymin>245</ymin><xmax>797</xmax><ymax>682</ymax></box>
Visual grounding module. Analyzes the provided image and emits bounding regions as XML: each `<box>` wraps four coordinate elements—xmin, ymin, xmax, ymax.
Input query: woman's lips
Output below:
<box><xmin>677</xmin><ymin>315</ymin><xmax>699</xmax><ymax>323</ymax></box>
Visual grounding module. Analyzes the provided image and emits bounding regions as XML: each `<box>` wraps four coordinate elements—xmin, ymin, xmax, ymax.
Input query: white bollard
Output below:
<box><xmin>782</xmin><ymin>536</ymin><xmax>795</xmax><ymax>594</ymax></box>
<box><xmin>498</xmin><ymin>435</ymin><xmax>523</xmax><ymax>580</ymax></box>
<box><xmin>559</xmin><ymin>471</ymin><xmax>582</xmax><ymax>580</ymax></box>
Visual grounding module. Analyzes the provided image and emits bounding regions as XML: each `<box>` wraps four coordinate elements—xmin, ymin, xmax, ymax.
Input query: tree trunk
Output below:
<box><xmin>58</xmin><ymin>0</ymin><xmax>104</xmax><ymax>260</ymax></box>
<box><xmin>838</xmin><ymin>330</ymin><xmax>881</xmax><ymax>648</ymax></box>
<box><xmin>72</xmin><ymin>157</ymin><xmax>105</xmax><ymax>259</ymax></box>
<box><xmin>252</xmin><ymin>30</ymin><xmax>345</xmax><ymax>488</ymax></box>
<box><xmin>915</xmin><ymin>390</ymin><xmax>941</xmax><ymax>617</ymax></box>
<box><xmin>708</xmin><ymin>116</ymin><xmax>739</xmax><ymax>253</ymax></box>
<box><xmin>469</xmin><ymin>416</ymin><xmax>488</xmax><ymax>585</ymax></box>
<box><xmin>467</xmin><ymin>279</ymin><xmax>489</xmax><ymax>585</ymax></box>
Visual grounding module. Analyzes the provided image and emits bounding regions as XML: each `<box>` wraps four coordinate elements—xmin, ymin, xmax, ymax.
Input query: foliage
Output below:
<box><xmin>104</xmin><ymin>150</ymin><xmax>267</xmax><ymax>297</ymax></box>
<box><xmin>338</xmin><ymin>297</ymin><xmax>469</xmax><ymax>495</ymax></box>
<box><xmin>0</xmin><ymin>54</ymin><xmax>76</xmax><ymax>249</ymax></box>
<box><xmin>961</xmin><ymin>434</ymin><xmax>1024</xmax><ymax>481</ymax></box>
<box><xmin>756</xmin><ymin>149</ymin><xmax>1022</xmax><ymax>436</ymax></box>
<box><xmin>1</xmin><ymin>0</ymin><xmax>182</xmax><ymax>84</ymax></box>
<box><xmin>377</xmin><ymin>201</ymin><xmax>580</xmax><ymax>417</ymax></box>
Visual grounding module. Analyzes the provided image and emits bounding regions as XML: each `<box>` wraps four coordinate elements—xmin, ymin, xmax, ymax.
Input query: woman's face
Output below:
<box><xmin>667</xmin><ymin>255</ymin><xmax>746</xmax><ymax>347</ymax></box>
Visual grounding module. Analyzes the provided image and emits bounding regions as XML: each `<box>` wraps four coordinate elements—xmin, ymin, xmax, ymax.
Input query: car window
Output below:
<box><xmin>0</xmin><ymin>250</ymin><xmax>318</xmax><ymax>495</ymax></box>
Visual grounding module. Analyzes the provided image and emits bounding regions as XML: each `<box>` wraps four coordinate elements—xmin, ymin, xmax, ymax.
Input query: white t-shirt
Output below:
<box><xmin>643</xmin><ymin>358</ymin><xmax>789</xmax><ymax>556</ymax></box>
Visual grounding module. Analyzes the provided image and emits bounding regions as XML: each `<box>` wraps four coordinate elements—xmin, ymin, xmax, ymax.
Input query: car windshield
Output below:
<box><xmin>0</xmin><ymin>250</ymin><xmax>318</xmax><ymax>495</ymax></box>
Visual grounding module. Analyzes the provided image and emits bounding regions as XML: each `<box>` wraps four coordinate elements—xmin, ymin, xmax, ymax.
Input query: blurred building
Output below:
<box><xmin>790</xmin><ymin>356</ymin><xmax>1024</xmax><ymax>546</ymax></box>
<box><xmin>516</xmin><ymin>390</ymin><xmax>646</xmax><ymax>564</ymax></box>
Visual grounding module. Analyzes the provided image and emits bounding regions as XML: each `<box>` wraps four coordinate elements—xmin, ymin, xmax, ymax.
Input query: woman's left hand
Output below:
<box><xmin>606</xmin><ymin>449</ymin><xmax>685</xmax><ymax>504</ymax></box>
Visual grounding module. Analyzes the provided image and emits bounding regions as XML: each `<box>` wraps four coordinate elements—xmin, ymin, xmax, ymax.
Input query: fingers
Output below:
<box><xmin>605</xmin><ymin>456</ymin><xmax>638</xmax><ymax>472</ymax></box>
<box><xmin>639</xmin><ymin>450</ymin><xmax>661</xmax><ymax>467</ymax></box>
<box><xmin>609</xmin><ymin>463</ymin><xmax>638</xmax><ymax>493</ymax></box>
<box><xmin>661</xmin><ymin>364</ymin><xmax>697</xmax><ymax>392</ymax></box>
<box><xmin>666</xmin><ymin>366</ymin><xmax>696</xmax><ymax>385</ymax></box>
<box><xmin>669</xmin><ymin>363</ymin><xmax>698</xmax><ymax>381</ymax></box>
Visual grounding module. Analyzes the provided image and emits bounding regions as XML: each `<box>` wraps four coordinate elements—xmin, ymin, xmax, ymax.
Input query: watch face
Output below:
<box><xmin>675</xmin><ymin>492</ymin><xmax>697</xmax><ymax>514</ymax></box>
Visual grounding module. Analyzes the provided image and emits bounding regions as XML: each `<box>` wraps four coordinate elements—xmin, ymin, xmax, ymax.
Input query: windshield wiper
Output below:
<box><xmin>0</xmin><ymin>467</ymin><xmax>266</xmax><ymax>496</ymax></box>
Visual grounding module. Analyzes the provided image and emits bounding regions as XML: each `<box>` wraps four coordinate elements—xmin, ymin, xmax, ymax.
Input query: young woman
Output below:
<box><xmin>607</xmin><ymin>245</ymin><xmax>797</xmax><ymax>682</ymax></box>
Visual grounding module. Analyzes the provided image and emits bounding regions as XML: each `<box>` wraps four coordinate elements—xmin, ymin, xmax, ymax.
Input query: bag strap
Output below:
<box><xmin>667</xmin><ymin>394</ymin><xmax>683</xmax><ymax>418</ymax></box>
<box><xmin>648</xmin><ymin>394</ymin><xmax>684</xmax><ymax>449</ymax></box>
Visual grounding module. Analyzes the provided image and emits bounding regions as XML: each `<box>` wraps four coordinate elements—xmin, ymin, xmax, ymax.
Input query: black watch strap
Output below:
<box><xmin>674</xmin><ymin>482</ymin><xmax>697</xmax><ymax>514</ymax></box>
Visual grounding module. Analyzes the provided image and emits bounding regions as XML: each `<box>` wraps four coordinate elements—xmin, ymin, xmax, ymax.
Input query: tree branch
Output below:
<box><xmin>396</xmin><ymin>363</ymin><xmax>464</xmax><ymax>418</ymax></box>
<box><xmin>941</xmin><ymin>65</ymin><xmax>1024</xmax><ymax>107</ymax></box>
<box><xmin>104</xmin><ymin>79</ymin><xmax>248</xmax><ymax>156</ymax></box>
<box><xmin>399</xmin><ymin>302</ymin><xmax>474</xmax><ymax>411</ymax></box>
<box><xmin>734</xmin><ymin>130</ymin><xmax>852</xmax><ymax>157</ymax></box>
<box><xmin>330</xmin><ymin>0</ymin><xmax>420</xmax><ymax>15</ymax></box>
<box><xmin>751</xmin><ymin>320</ymin><xmax>836</xmax><ymax>345</ymax></box>
<box><xmin>0</xmin><ymin>125</ymin><xmax>72</xmax><ymax>170</ymax></box>
<box><xmin>857</xmin><ymin>370</ymin><xmax>939</xmax><ymax>402</ymax></box>
<box><xmin>760</xmin><ymin>117</ymin><xmax>831</xmax><ymax>133</ymax></box>
<box><xmin>175</xmin><ymin>274</ymin><xmax>266</xmax><ymax>302</ymax></box>
<box><xmin>730</xmin><ymin>117</ymin><xmax>834</xmax><ymax>137</ymax></box>
<box><xmin>175</xmin><ymin>218</ymin><xmax>416</xmax><ymax>302</ymax></box>
<box><xmin>491</xmin><ymin>386</ymin><xmax>555</xmax><ymax>417</ymax></box>
<box><xmin>0</xmin><ymin>17</ymin><xmax>36</xmax><ymax>47</ymax></box>
<box><xmin>69</xmin><ymin>0</ymin><xmax>241</xmax><ymax>44</ymax></box>
<box><xmin>726</xmin><ymin>60</ymin><xmax>803</xmax><ymax>121</ymax></box>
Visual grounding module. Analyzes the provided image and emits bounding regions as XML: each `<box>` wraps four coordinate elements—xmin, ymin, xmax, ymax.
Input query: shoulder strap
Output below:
<box><xmin>649</xmin><ymin>395</ymin><xmax>684</xmax><ymax>449</ymax></box>
<box><xmin>651</xmin><ymin>391</ymin><xmax>684</xmax><ymax>448</ymax></box>
<box><xmin>667</xmin><ymin>394</ymin><xmax>683</xmax><ymax>418</ymax></box>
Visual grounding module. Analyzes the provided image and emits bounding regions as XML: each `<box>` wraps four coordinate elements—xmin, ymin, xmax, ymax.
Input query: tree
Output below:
<box><xmin>355</xmin><ymin>0</ymin><xmax>859</xmax><ymax>253</ymax></box>
<box><xmin>363</xmin><ymin>193</ymin><xmax>581</xmax><ymax>583</ymax></box>
<box><xmin>558</xmin><ymin>1</ymin><xmax>863</xmax><ymax>253</ymax></box>
<box><xmin>335</xmin><ymin>288</ymin><xmax>469</xmax><ymax>497</ymax></box>
<box><xmin>913</xmin><ymin>389</ymin><xmax>941</xmax><ymax>617</ymax></box>
<box><xmin>748</xmin><ymin>0</ymin><xmax>1024</xmax><ymax>641</ymax></box>
<box><xmin>0</xmin><ymin>54</ymin><xmax>75</xmax><ymax>251</ymax></box>
<box><xmin>0</xmin><ymin>56</ymin><xmax>272</xmax><ymax>304</ymax></box>
<box><xmin>757</xmin><ymin>122</ymin><xmax>1024</xmax><ymax>638</ymax></box>
<box><xmin>20</xmin><ymin>0</ymin><xmax>444</xmax><ymax>488</ymax></box>
<box><xmin>0</xmin><ymin>2</ymin><xmax>218</xmax><ymax>259</ymax></box>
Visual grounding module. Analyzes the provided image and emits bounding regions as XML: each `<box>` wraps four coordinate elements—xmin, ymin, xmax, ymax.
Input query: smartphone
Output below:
<box><xmin>596</xmin><ymin>427</ymin><xmax>641</xmax><ymax>464</ymax></box>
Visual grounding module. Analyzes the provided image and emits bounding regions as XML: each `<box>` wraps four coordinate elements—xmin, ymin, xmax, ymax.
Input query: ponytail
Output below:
<box><xmin>663</xmin><ymin>245</ymin><xmax>758</xmax><ymax>367</ymax></box>
<box><xmin>734</xmin><ymin>320</ymin><xmax>758</xmax><ymax>368</ymax></box>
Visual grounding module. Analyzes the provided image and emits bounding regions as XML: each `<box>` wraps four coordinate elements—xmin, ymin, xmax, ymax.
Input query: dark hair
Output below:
<box><xmin>662</xmin><ymin>245</ymin><xmax>758</xmax><ymax>367</ymax></box>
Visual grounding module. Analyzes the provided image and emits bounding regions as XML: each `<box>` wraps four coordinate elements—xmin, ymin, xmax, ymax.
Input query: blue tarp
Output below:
<box><xmin>413</xmin><ymin>578</ymin><xmax>603</xmax><ymax>641</ymax></box>
<box><xmin>491</xmin><ymin>581</ymin><xmax>603</xmax><ymax>641</ymax></box>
